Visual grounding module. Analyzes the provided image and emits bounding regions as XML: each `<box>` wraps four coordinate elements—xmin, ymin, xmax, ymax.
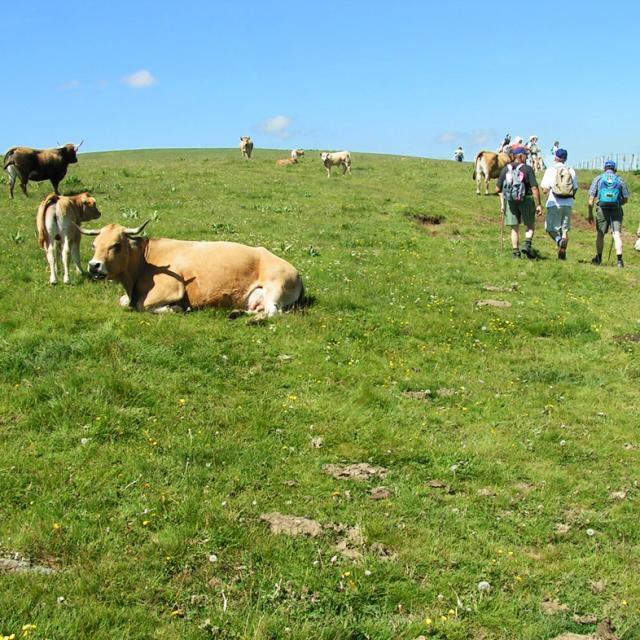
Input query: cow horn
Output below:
<box><xmin>76</xmin><ymin>224</ymin><xmax>102</xmax><ymax>236</ymax></box>
<box><xmin>75</xmin><ymin>140</ymin><xmax>84</xmax><ymax>150</ymax></box>
<box><xmin>123</xmin><ymin>219</ymin><xmax>151</xmax><ymax>236</ymax></box>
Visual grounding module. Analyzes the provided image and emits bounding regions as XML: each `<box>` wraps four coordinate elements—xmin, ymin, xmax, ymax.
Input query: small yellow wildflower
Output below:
<box><xmin>440</xmin><ymin>615</ymin><xmax>448</xmax><ymax>622</ymax></box>
<box><xmin>179</xmin><ymin>398</ymin><xmax>186</xmax><ymax>405</ymax></box>
<box><xmin>448</xmin><ymin>608</ymin><xmax>455</xmax><ymax>614</ymax></box>
<box><xmin>142</xmin><ymin>520</ymin><xmax>150</xmax><ymax>526</ymax></box>
<box><xmin>425</xmin><ymin>618</ymin><xmax>432</xmax><ymax>625</ymax></box>
<box><xmin>52</xmin><ymin>523</ymin><xmax>60</xmax><ymax>530</ymax></box>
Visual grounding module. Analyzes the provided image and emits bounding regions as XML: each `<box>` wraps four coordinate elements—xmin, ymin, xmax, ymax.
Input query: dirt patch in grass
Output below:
<box><xmin>541</xmin><ymin>599</ymin><xmax>569</xmax><ymax>615</ymax></box>
<box><xmin>411</xmin><ymin>213</ymin><xmax>446</xmax><ymax>225</ymax></box>
<box><xmin>476</xmin><ymin>299</ymin><xmax>512</xmax><ymax>308</ymax></box>
<box><xmin>0</xmin><ymin>554</ymin><xmax>56</xmax><ymax>575</ymax></box>
<box><xmin>550</xmin><ymin>619</ymin><xmax>618</xmax><ymax>640</ymax></box>
<box><xmin>260</xmin><ymin>512</ymin><xmax>322</xmax><ymax>537</ymax></box>
<box><xmin>322</xmin><ymin>463</ymin><xmax>388</xmax><ymax>482</ymax></box>
<box><xmin>613</xmin><ymin>333</ymin><xmax>640</xmax><ymax>342</ymax></box>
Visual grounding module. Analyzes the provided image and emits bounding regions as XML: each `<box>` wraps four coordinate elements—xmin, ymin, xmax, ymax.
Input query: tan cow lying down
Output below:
<box><xmin>36</xmin><ymin>192</ymin><xmax>101</xmax><ymax>284</ymax></box>
<box><xmin>320</xmin><ymin>151</ymin><xmax>351</xmax><ymax>178</ymax></box>
<box><xmin>276</xmin><ymin>157</ymin><xmax>298</xmax><ymax>167</ymax></box>
<box><xmin>473</xmin><ymin>151</ymin><xmax>511</xmax><ymax>195</ymax></box>
<box><xmin>82</xmin><ymin>221</ymin><xmax>304</xmax><ymax>316</ymax></box>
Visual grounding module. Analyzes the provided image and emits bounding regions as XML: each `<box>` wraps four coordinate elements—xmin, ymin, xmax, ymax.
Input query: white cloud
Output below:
<box><xmin>259</xmin><ymin>115</ymin><xmax>293</xmax><ymax>139</ymax></box>
<box><xmin>434</xmin><ymin>128</ymin><xmax>496</xmax><ymax>148</ymax></box>
<box><xmin>435</xmin><ymin>131</ymin><xmax>458</xmax><ymax>145</ymax></box>
<box><xmin>58</xmin><ymin>80</ymin><xmax>81</xmax><ymax>91</ymax></box>
<box><xmin>122</xmin><ymin>69</ymin><xmax>157</xmax><ymax>88</ymax></box>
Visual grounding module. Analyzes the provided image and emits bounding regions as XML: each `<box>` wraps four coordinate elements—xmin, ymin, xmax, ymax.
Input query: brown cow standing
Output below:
<box><xmin>81</xmin><ymin>221</ymin><xmax>304</xmax><ymax>316</ymax></box>
<box><xmin>3</xmin><ymin>142</ymin><xmax>82</xmax><ymax>198</ymax></box>
<box><xmin>473</xmin><ymin>151</ymin><xmax>511</xmax><ymax>195</ymax></box>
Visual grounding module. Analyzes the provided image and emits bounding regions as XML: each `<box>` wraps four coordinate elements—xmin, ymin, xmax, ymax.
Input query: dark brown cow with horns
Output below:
<box><xmin>3</xmin><ymin>142</ymin><xmax>83</xmax><ymax>198</ymax></box>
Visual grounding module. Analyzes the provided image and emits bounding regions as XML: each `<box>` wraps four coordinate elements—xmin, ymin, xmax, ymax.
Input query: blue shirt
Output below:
<box><xmin>588</xmin><ymin>170</ymin><xmax>629</xmax><ymax>201</ymax></box>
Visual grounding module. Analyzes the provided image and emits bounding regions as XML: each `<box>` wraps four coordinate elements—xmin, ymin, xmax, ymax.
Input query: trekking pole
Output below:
<box><xmin>500</xmin><ymin>205</ymin><xmax>504</xmax><ymax>252</ymax></box>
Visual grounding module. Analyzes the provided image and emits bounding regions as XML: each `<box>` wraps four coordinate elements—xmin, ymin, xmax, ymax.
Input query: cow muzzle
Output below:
<box><xmin>88</xmin><ymin>260</ymin><xmax>107</xmax><ymax>279</ymax></box>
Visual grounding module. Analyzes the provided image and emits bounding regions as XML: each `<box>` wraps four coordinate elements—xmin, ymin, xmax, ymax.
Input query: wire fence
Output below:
<box><xmin>577</xmin><ymin>154</ymin><xmax>640</xmax><ymax>172</ymax></box>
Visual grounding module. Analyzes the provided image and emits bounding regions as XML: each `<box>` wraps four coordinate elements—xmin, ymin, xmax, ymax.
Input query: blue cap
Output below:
<box><xmin>555</xmin><ymin>148</ymin><xmax>568</xmax><ymax>160</ymax></box>
<box><xmin>511</xmin><ymin>146</ymin><xmax>528</xmax><ymax>156</ymax></box>
<box><xmin>604</xmin><ymin>160</ymin><xmax>616</xmax><ymax>170</ymax></box>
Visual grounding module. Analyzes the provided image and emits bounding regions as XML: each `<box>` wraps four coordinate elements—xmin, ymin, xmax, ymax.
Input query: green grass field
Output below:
<box><xmin>0</xmin><ymin>149</ymin><xmax>639</xmax><ymax>640</ymax></box>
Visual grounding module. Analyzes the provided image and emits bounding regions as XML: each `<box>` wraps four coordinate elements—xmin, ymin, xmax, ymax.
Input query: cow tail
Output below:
<box><xmin>472</xmin><ymin>152</ymin><xmax>482</xmax><ymax>180</ymax></box>
<box><xmin>36</xmin><ymin>193</ymin><xmax>58</xmax><ymax>248</ymax></box>
<box><xmin>3</xmin><ymin>148</ymin><xmax>16</xmax><ymax>170</ymax></box>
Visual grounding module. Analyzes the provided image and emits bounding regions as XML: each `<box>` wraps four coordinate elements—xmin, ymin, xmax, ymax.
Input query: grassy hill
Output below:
<box><xmin>0</xmin><ymin>149</ymin><xmax>639</xmax><ymax>639</ymax></box>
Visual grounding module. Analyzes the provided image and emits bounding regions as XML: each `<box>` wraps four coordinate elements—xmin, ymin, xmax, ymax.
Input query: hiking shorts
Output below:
<box><xmin>596</xmin><ymin>205</ymin><xmax>623</xmax><ymax>234</ymax></box>
<box><xmin>504</xmin><ymin>197</ymin><xmax>536</xmax><ymax>227</ymax></box>
<box><xmin>545</xmin><ymin>205</ymin><xmax>572</xmax><ymax>235</ymax></box>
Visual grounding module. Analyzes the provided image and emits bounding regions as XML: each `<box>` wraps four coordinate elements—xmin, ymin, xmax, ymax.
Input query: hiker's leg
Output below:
<box><xmin>510</xmin><ymin>225</ymin><xmax>519</xmax><ymax>249</ymax></box>
<box><xmin>612</xmin><ymin>208</ymin><xmax>623</xmax><ymax>255</ymax></box>
<box><xmin>613</xmin><ymin>230</ymin><xmax>623</xmax><ymax>254</ymax></box>
<box><xmin>596</xmin><ymin>230</ymin><xmax>604</xmax><ymax>255</ymax></box>
<box><xmin>545</xmin><ymin>206</ymin><xmax>560</xmax><ymax>244</ymax></box>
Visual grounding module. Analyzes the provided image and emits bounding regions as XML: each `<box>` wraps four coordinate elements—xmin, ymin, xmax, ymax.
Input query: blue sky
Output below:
<box><xmin>3</xmin><ymin>0</ymin><xmax>639</xmax><ymax>163</ymax></box>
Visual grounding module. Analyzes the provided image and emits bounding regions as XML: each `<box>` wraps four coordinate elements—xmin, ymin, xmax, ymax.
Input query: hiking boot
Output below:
<box><xmin>558</xmin><ymin>238</ymin><xmax>567</xmax><ymax>260</ymax></box>
<box><xmin>512</xmin><ymin>249</ymin><xmax>521</xmax><ymax>259</ymax></box>
<box><xmin>617</xmin><ymin>257</ymin><xmax>624</xmax><ymax>268</ymax></box>
<box><xmin>591</xmin><ymin>255</ymin><xmax>602</xmax><ymax>265</ymax></box>
<box><xmin>522</xmin><ymin>244</ymin><xmax>535</xmax><ymax>259</ymax></box>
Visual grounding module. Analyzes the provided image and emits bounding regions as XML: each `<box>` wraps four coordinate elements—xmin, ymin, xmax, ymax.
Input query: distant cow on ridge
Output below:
<box><xmin>240</xmin><ymin>137</ymin><xmax>254</xmax><ymax>159</ymax></box>
<box><xmin>4</xmin><ymin>142</ymin><xmax>83</xmax><ymax>198</ymax></box>
<box><xmin>320</xmin><ymin>151</ymin><xmax>352</xmax><ymax>178</ymax></box>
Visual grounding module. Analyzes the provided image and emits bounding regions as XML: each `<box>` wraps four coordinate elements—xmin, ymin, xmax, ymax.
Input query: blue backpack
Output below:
<box><xmin>598</xmin><ymin>173</ymin><xmax>622</xmax><ymax>206</ymax></box>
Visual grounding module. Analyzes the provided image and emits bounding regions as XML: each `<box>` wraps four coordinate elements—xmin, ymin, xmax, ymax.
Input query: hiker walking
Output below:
<box><xmin>498</xmin><ymin>133</ymin><xmax>511</xmax><ymax>153</ymax></box>
<box><xmin>496</xmin><ymin>145</ymin><xmax>543</xmax><ymax>259</ymax></box>
<box><xmin>588</xmin><ymin>160</ymin><xmax>629</xmax><ymax>267</ymax></box>
<box><xmin>540</xmin><ymin>148</ymin><xmax>578</xmax><ymax>260</ymax></box>
<box><xmin>454</xmin><ymin>146</ymin><xmax>464</xmax><ymax>162</ymax></box>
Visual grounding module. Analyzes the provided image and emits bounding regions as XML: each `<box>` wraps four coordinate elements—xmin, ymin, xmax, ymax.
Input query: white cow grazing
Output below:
<box><xmin>36</xmin><ymin>192</ymin><xmax>101</xmax><ymax>284</ymax></box>
<box><xmin>291</xmin><ymin>149</ymin><xmax>305</xmax><ymax>160</ymax></box>
<box><xmin>320</xmin><ymin>151</ymin><xmax>351</xmax><ymax>178</ymax></box>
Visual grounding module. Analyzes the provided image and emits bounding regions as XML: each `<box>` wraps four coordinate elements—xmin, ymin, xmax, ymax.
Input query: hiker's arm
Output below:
<box><xmin>531</xmin><ymin>186</ymin><xmax>542</xmax><ymax>214</ymax></box>
<box><xmin>587</xmin><ymin>196</ymin><xmax>595</xmax><ymax>223</ymax></box>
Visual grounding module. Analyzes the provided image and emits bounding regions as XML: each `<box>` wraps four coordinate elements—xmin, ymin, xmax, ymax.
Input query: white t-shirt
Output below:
<box><xmin>540</xmin><ymin>162</ymin><xmax>578</xmax><ymax>207</ymax></box>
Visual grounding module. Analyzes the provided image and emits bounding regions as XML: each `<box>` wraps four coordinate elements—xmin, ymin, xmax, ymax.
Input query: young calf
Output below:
<box><xmin>36</xmin><ymin>192</ymin><xmax>101</xmax><ymax>284</ymax></box>
<box><xmin>276</xmin><ymin>157</ymin><xmax>298</xmax><ymax>167</ymax></box>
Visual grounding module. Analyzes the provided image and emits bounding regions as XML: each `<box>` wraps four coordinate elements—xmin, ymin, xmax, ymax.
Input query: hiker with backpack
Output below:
<box><xmin>496</xmin><ymin>146</ymin><xmax>543</xmax><ymax>259</ymax></box>
<box><xmin>454</xmin><ymin>146</ymin><xmax>464</xmax><ymax>162</ymax></box>
<box><xmin>540</xmin><ymin>148</ymin><xmax>578</xmax><ymax>260</ymax></box>
<box><xmin>588</xmin><ymin>160</ymin><xmax>630</xmax><ymax>268</ymax></box>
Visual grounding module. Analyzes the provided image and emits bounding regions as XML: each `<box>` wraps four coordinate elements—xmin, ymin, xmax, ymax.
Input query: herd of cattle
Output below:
<box><xmin>3</xmin><ymin>139</ymin><xmax>498</xmax><ymax>316</ymax></box>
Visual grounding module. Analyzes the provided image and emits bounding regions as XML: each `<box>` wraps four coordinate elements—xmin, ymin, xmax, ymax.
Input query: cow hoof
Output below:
<box><xmin>50</xmin><ymin>280</ymin><xmax>58</xmax><ymax>286</ymax></box>
<box><xmin>228</xmin><ymin>309</ymin><xmax>246</xmax><ymax>320</ymax></box>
